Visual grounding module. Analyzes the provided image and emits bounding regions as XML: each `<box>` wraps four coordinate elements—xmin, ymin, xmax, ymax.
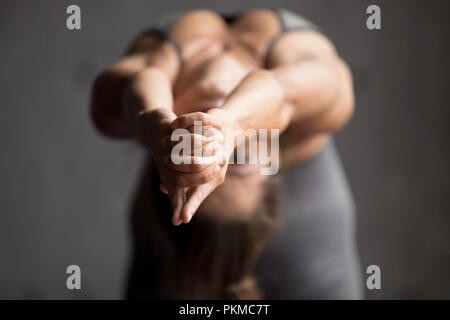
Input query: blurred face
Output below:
<box><xmin>197</xmin><ymin>165</ymin><xmax>270</xmax><ymax>221</ymax></box>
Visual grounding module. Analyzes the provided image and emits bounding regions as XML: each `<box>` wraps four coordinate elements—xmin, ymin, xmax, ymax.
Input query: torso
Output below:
<box><xmin>132</xmin><ymin>9</ymin><xmax>329</xmax><ymax>168</ymax></box>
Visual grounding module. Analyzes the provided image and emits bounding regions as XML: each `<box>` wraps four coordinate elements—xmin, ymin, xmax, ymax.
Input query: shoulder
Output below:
<box><xmin>266</xmin><ymin>30</ymin><xmax>337</xmax><ymax>67</ymax></box>
<box><xmin>231</xmin><ymin>8</ymin><xmax>280</xmax><ymax>32</ymax></box>
<box><xmin>171</xmin><ymin>10</ymin><xmax>228</xmax><ymax>43</ymax></box>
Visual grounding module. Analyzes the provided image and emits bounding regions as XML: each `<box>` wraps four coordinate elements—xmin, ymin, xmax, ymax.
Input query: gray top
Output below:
<box><xmin>255</xmin><ymin>140</ymin><xmax>363</xmax><ymax>299</ymax></box>
<box><xmin>141</xmin><ymin>8</ymin><xmax>321</xmax><ymax>62</ymax></box>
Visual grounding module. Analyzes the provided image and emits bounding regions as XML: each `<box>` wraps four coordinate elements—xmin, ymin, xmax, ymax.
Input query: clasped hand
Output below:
<box><xmin>140</xmin><ymin>110</ymin><xmax>236</xmax><ymax>225</ymax></box>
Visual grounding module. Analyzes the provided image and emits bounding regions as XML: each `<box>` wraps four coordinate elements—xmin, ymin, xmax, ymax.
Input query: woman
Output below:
<box><xmin>91</xmin><ymin>8</ymin><xmax>362</xmax><ymax>299</ymax></box>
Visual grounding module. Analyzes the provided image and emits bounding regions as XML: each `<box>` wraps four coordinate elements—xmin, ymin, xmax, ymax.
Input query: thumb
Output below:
<box><xmin>180</xmin><ymin>182</ymin><xmax>217</xmax><ymax>224</ymax></box>
<box><xmin>168</xmin><ymin>187</ymin><xmax>186</xmax><ymax>226</ymax></box>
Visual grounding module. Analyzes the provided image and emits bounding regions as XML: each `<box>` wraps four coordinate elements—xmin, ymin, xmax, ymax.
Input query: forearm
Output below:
<box><xmin>208</xmin><ymin>69</ymin><xmax>292</xmax><ymax>136</ymax></box>
<box><xmin>208</xmin><ymin>57</ymin><xmax>353</xmax><ymax>153</ymax></box>
<box><xmin>91</xmin><ymin>56</ymin><xmax>147</xmax><ymax>138</ymax></box>
<box><xmin>91</xmin><ymin>65</ymin><xmax>174</xmax><ymax>140</ymax></box>
<box><xmin>91</xmin><ymin>40</ymin><xmax>179</xmax><ymax>139</ymax></box>
<box><xmin>122</xmin><ymin>66</ymin><xmax>176</xmax><ymax>140</ymax></box>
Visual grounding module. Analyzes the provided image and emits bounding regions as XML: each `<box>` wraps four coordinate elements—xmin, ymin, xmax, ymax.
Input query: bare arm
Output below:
<box><xmin>268</xmin><ymin>31</ymin><xmax>354</xmax><ymax>131</ymax></box>
<box><xmin>172</xmin><ymin>30</ymin><xmax>355</xmax><ymax>222</ymax></box>
<box><xmin>90</xmin><ymin>36</ymin><xmax>179</xmax><ymax>139</ymax></box>
<box><xmin>209</xmin><ymin>30</ymin><xmax>354</xmax><ymax>163</ymax></box>
<box><xmin>91</xmin><ymin>35</ymin><xmax>222</xmax><ymax>225</ymax></box>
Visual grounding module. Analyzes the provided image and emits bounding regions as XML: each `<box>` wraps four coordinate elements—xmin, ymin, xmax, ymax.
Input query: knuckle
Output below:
<box><xmin>196</xmin><ymin>112</ymin><xmax>207</xmax><ymax>123</ymax></box>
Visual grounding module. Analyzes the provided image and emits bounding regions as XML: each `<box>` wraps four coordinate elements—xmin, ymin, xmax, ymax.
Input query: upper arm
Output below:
<box><xmin>105</xmin><ymin>33</ymin><xmax>180</xmax><ymax>84</ymax></box>
<box><xmin>266</xmin><ymin>30</ymin><xmax>354</xmax><ymax>134</ymax></box>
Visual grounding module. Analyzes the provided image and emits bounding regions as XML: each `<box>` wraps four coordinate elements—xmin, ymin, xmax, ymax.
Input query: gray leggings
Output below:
<box><xmin>255</xmin><ymin>140</ymin><xmax>363</xmax><ymax>299</ymax></box>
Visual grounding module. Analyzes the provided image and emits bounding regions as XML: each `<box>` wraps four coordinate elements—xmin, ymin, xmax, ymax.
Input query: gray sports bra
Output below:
<box><xmin>141</xmin><ymin>8</ymin><xmax>321</xmax><ymax>63</ymax></box>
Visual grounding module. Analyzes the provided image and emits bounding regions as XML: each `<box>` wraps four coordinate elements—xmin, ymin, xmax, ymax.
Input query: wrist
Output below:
<box><xmin>136</xmin><ymin>108</ymin><xmax>175</xmax><ymax>148</ymax></box>
<box><xmin>206</xmin><ymin>108</ymin><xmax>243</xmax><ymax>150</ymax></box>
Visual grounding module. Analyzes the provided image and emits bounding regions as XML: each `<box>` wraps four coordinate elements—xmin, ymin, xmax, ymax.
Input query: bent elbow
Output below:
<box><xmin>90</xmin><ymin>72</ymin><xmax>132</xmax><ymax>138</ymax></box>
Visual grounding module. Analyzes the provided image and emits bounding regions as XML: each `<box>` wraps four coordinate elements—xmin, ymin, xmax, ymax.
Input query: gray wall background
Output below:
<box><xmin>0</xmin><ymin>0</ymin><xmax>449</xmax><ymax>299</ymax></box>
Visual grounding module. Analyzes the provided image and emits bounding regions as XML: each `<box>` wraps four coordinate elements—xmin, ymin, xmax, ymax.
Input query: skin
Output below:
<box><xmin>91</xmin><ymin>9</ymin><xmax>354</xmax><ymax>226</ymax></box>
